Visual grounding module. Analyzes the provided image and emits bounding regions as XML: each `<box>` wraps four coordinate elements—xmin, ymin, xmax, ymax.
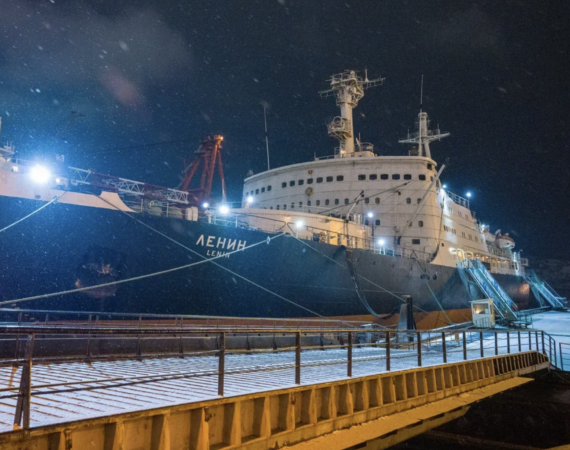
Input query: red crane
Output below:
<box><xmin>179</xmin><ymin>135</ymin><xmax>226</xmax><ymax>204</ymax></box>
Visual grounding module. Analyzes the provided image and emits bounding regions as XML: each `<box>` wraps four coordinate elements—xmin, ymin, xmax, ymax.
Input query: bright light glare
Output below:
<box><xmin>30</xmin><ymin>165</ymin><xmax>50</xmax><ymax>183</ymax></box>
<box><xmin>378</xmin><ymin>239</ymin><xmax>385</xmax><ymax>246</ymax></box>
<box><xmin>202</xmin><ymin>202</ymin><xmax>210</xmax><ymax>208</ymax></box>
<box><xmin>218</xmin><ymin>205</ymin><xmax>230</xmax><ymax>215</ymax></box>
<box><xmin>295</xmin><ymin>220</ymin><xmax>304</xmax><ymax>228</ymax></box>
<box><xmin>367</xmin><ymin>212</ymin><xmax>374</xmax><ymax>218</ymax></box>
<box><xmin>12</xmin><ymin>166</ymin><xmax>19</xmax><ymax>172</ymax></box>
<box><xmin>247</xmin><ymin>196</ymin><xmax>254</xmax><ymax>204</ymax></box>
<box><xmin>442</xmin><ymin>184</ymin><xmax>447</xmax><ymax>189</ymax></box>
<box><xmin>55</xmin><ymin>177</ymin><xmax>62</xmax><ymax>184</ymax></box>
<box><xmin>466</xmin><ymin>192</ymin><xmax>472</xmax><ymax>198</ymax></box>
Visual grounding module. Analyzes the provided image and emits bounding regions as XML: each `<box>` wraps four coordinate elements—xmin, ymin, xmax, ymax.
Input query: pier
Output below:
<box><xmin>0</xmin><ymin>311</ymin><xmax>559</xmax><ymax>449</ymax></box>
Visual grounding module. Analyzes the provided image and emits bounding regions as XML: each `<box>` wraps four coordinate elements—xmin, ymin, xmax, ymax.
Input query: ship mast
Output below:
<box><xmin>398</xmin><ymin>77</ymin><xmax>449</xmax><ymax>159</ymax></box>
<box><xmin>319</xmin><ymin>70</ymin><xmax>384</xmax><ymax>157</ymax></box>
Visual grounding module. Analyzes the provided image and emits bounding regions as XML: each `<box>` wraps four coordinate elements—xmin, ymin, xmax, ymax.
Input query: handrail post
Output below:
<box><xmin>417</xmin><ymin>332</ymin><xmax>422</xmax><ymax>367</ymax></box>
<box><xmin>218</xmin><ymin>332</ymin><xmax>225</xmax><ymax>396</ymax></box>
<box><xmin>295</xmin><ymin>332</ymin><xmax>301</xmax><ymax>385</ymax></box>
<box><xmin>463</xmin><ymin>332</ymin><xmax>467</xmax><ymax>360</ymax></box>
<box><xmin>554</xmin><ymin>339</ymin><xmax>558</xmax><ymax>368</ymax></box>
<box><xmin>518</xmin><ymin>331</ymin><xmax>521</xmax><ymax>352</ymax></box>
<box><xmin>14</xmin><ymin>334</ymin><xmax>35</xmax><ymax>430</ymax></box>
<box><xmin>560</xmin><ymin>343</ymin><xmax>564</xmax><ymax>371</ymax></box>
<box><xmin>480</xmin><ymin>331</ymin><xmax>484</xmax><ymax>358</ymax></box>
<box><xmin>541</xmin><ymin>331</ymin><xmax>546</xmax><ymax>356</ymax></box>
<box><xmin>549</xmin><ymin>337</ymin><xmax>552</xmax><ymax>364</ymax></box>
<box><xmin>507</xmin><ymin>331</ymin><xmax>510</xmax><ymax>354</ymax></box>
<box><xmin>347</xmin><ymin>332</ymin><xmax>353</xmax><ymax>377</ymax></box>
<box><xmin>494</xmin><ymin>332</ymin><xmax>498</xmax><ymax>356</ymax></box>
<box><xmin>442</xmin><ymin>332</ymin><xmax>447</xmax><ymax>363</ymax></box>
<box><xmin>528</xmin><ymin>331</ymin><xmax>532</xmax><ymax>351</ymax></box>
<box><xmin>386</xmin><ymin>331</ymin><xmax>391</xmax><ymax>371</ymax></box>
<box><xmin>535</xmin><ymin>332</ymin><xmax>539</xmax><ymax>352</ymax></box>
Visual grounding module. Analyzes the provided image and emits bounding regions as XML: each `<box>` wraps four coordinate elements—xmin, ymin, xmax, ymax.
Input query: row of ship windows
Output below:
<box><xmin>245</xmin><ymin>173</ymin><xmax>434</xmax><ymax>196</ymax></box>
<box><xmin>266</xmin><ymin>197</ymin><xmax>423</xmax><ymax>208</ymax></box>
<box><xmin>444</xmin><ymin>225</ymin><xmax>480</xmax><ymax>242</ymax></box>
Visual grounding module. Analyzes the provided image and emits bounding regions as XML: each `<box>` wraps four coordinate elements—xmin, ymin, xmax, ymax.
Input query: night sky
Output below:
<box><xmin>1</xmin><ymin>1</ymin><xmax>569</xmax><ymax>260</ymax></box>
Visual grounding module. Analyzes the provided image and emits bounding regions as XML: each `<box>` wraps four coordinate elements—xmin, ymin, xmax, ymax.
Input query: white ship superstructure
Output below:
<box><xmin>237</xmin><ymin>71</ymin><xmax>527</xmax><ymax>276</ymax></box>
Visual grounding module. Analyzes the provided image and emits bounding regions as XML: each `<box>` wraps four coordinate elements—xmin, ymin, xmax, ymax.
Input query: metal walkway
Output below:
<box><xmin>525</xmin><ymin>269</ymin><xmax>566</xmax><ymax>309</ymax></box>
<box><xmin>0</xmin><ymin>325</ymin><xmax>554</xmax><ymax>449</ymax></box>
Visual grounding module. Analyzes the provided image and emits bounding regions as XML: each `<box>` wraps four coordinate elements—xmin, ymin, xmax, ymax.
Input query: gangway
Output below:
<box><xmin>525</xmin><ymin>269</ymin><xmax>566</xmax><ymax>309</ymax></box>
<box><xmin>458</xmin><ymin>259</ymin><xmax>519</xmax><ymax>322</ymax></box>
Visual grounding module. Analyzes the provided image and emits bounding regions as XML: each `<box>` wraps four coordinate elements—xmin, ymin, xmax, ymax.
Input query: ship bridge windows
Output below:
<box><xmin>326</xmin><ymin>176</ymin><xmax>333</xmax><ymax>182</ymax></box>
<box><xmin>336</xmin><ymin>175</ymin><xmax>344</xmax><ymax>181</ymax></box>
<box><xmin>358</xmin><ymin>174</ymin><xmax>366</xmax><ymax>180</ymax></box>
<box><xmin>282</xmin><ymin>182</ymin><xmax>287</xmax><ymax>188</ymax></box>
<box><xmin>404</xmin><ymin>174</ymin><xmax>412</xmax><ymax>180</ymax></box>
<box><xmin>369</xmin><ymin>174</ymin><xmax>377</xmax><ymax>180</ymax></box>
<box><xmin>289</xmin><ymin>180</ymin><xmax>295</xmax><ymax>187</ymax></box>
<box><xmin>381</xmin><ymin>174</ymin><xmax>389</xmax><ymax>180</ymax></box>
<box><xmin>307</xmin><ymin>178</ymin><xmax>313</xmax><ymax>184</ymax></box>
<box><xmin>298</xmin><ymin>179</ymin><xmax>304</xmax><ymax>186</ymax></box>
<box><xmin>317</xmin><ymin>177</ymin><xmax>323</xmax><ymax>183</ymax></box>
<box><xmin>392</xmin><ymin>174</ymin><xmax>400</xmax><ymax>180</ymax></box>
<box><xmin>419</xmin><ymin>174</ymin><xmax>426</xmax><ymax>181</ymax></box>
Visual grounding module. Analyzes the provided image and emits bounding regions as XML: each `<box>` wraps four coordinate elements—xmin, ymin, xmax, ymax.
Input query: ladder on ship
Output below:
<box><xmin>457</xmin><ymin>259</ymin><xmax>519</xmax><ymax>322</ymax></box>
<box><xmin>525</xmin><ymin>269</ymin><xmax>566</xmax><ymax>309</ymax></box>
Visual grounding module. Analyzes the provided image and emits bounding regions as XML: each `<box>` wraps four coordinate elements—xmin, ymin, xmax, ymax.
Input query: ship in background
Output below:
<box><xmin>0</xmin><ymin>71</ymin><xmax>565</xmax><ymax>328</ymax></box>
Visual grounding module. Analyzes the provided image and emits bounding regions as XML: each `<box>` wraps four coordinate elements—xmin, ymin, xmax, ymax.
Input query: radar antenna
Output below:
<box><xmin>319</xmin><ymin>70</ymin><xmax>384</xmax><ymax>156</ymax></box>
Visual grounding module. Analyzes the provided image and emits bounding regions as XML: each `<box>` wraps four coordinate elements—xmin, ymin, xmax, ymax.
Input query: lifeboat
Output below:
<box><xmin>495</xmin><ymin>232</ymin><xmax>515</xmax><ymax>249</ymax></box>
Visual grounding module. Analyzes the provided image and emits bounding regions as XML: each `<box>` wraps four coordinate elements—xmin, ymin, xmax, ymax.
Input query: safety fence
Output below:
<box><xmin>0</xmin><ymin>325</ymin><xmax>561</xmax><ymax>430</ymax></box>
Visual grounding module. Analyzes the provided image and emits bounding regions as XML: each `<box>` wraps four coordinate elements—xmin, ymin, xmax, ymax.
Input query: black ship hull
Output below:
<box><xmin>0</xmin><ymin>196</ymin><xmax>540</xmax><ymax>321</ymax></box>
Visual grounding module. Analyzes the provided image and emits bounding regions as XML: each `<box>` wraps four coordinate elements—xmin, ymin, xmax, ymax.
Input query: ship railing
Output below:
<box><xmin>445</xmin><ymin>190</ymin><xmax>470</xmax><ymax>209</ymax></box>
<box><xmin>488</xmin><ymin>245</ymin><xmax>513</xmax><ymax>259</ymax></box>
<box><xmin>122</xmin><ymin>199</ymin><xmax>188</xmax><ymax>219</ymax></box>
<box><xmin>0</xmin><ymin>324</ymin><xmax>558</xmax><ymax>430</ymax></box>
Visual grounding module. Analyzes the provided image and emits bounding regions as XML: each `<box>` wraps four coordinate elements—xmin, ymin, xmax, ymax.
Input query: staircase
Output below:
<box><xmin>525</xmin><ymin>269</ymin><xmax>566</xmax><ymax>309</ymax></box>
<box><xmin>457</xmin><ymin>259</ymin><xmax>519</xmax><ymax>321</ymax></box>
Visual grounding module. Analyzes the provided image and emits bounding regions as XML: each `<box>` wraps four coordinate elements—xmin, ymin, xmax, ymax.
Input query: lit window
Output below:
<box><xmin>419</xmin><ymin>174</ymin><xmax>426</xmax><ymax>181</ymax></box>
<box><xmin>358</xmin><ymin>174</ymin><xmax>366</xmax><ymax>180</ymax></box>
<box><xmin>406</xmin><ymin>198</ymin><xmax>411</xmax><ymax>204</ymax></box>
<box><xmin>289</xmin><ymin>180</ymin><xmax>295</xmax><ymax>186</ymax></box>
<box><xmin>419</xmin><ymin>221</ymin><xmax>424</xmax><ymax>227</ymax></box>
<box><xmin>392</xmin><ymin>174</ymin><xmax>400</xmax><ymax>180</ymax></box>
<box><xmin>369</xmin><ymin>174</ymin><xmax>377</xmax><ymax>180</ymax></box>
<box><xmin>381</xmin><ymin>174</ymin><xmax>389</xmax><ymax>180</ymax></box>
<box><xmin>307</xmin><ymin>178</ymin><xmax>313</xmax><ymax>184</ymax></box>
<box><xmin>298</xmin><ymin>179</ymin><xmax>304</xmax><ymax>186</ymax></box>
<box><xmin>404</xmin><ymin>174</ymin><xmax>412</xmax><ymax>180</ymax></box>
<box><xmin>317</xmin><ymin>177</ymin><xmax>323</xmax><ymax>183</ymax></box>
<box><xmin>412</xmin><ymin>239</ymin><xmax>421</xmax><ymax>245</ymax></box>
<box><xmin>337</xmin><ymin>175</ymin><xmax>344</xmax><ymax>181</ymax></box>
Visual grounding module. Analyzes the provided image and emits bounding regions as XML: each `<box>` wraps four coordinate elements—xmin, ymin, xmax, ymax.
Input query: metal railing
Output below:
<box><xmin>559</xmin><ymin>343</ymin><xmax>570</xmax><ymax>371</ymax></box>
<box><xmin>0</xmin><ymin>325</ymin><xmax>558</xmax><ymax>429</ymax></box>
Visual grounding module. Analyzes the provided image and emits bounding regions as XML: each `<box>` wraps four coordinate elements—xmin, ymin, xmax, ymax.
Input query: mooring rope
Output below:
<box><xmin>0</xmin><ymin>192</ymin><xmax>67</xmax><ymax>235</ymax></box>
